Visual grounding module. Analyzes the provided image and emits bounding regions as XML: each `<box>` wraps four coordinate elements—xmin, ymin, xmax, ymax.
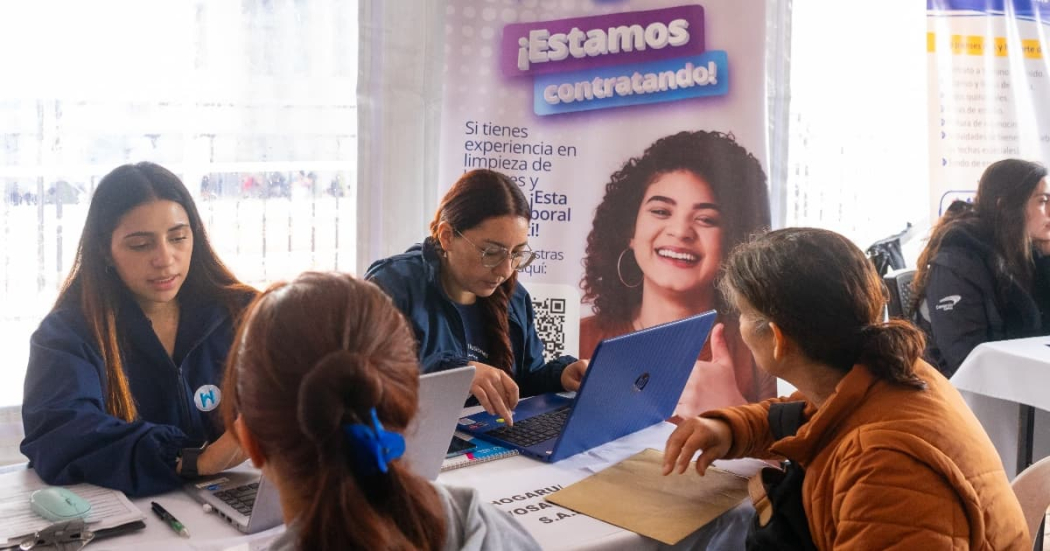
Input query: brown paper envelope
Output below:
<box><xmin>546</xmin><ymin>448</ymin><xmax>749</xmax><ymax>545</ymax></box>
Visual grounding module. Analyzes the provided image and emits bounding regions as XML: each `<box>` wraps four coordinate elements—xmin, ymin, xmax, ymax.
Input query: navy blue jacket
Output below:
<box><xmin>917</xmin><ymin>223</ymin><xmax>1050</xmax><ymax>377</ymax></box>
<box><xmin>21</xmin><ymin>289</ymin><xmax>249</xmax><ymax>496</ymax></box>
<box><xmin>365</xmin><ymin>240</ymin><xmax>575</xmax><ymax>397</ymax></box>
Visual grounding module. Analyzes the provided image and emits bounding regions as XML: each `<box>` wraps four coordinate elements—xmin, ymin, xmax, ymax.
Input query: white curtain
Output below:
<box><xmin>783</xmin><ymin>1</ymin><xmax>929</xmax><ymax>264</ymax></box>
<box><xmin>356</xmin><ymin>0</ymin><xmax>449</xmax><ymax>274</ymax></box>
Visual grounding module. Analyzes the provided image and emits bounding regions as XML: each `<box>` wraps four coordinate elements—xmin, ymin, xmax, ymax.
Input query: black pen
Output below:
<box><xmin>150</xmin><ymin>501</ymin><xmax>190</xmax><ymax>538</ymax></box>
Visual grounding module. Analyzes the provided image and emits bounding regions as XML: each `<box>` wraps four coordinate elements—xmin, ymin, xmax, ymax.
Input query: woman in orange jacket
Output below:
<box><xmin>663</xmin><ymin>227</ymin><xmax>1028</xmax><ymax>550</ymax></box>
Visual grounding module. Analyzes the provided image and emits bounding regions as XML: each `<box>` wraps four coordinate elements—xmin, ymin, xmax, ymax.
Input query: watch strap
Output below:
<box><xmin>178</xmin><ymin>443</ymin><xmax>206</xmax><ymax>478</ymax></box>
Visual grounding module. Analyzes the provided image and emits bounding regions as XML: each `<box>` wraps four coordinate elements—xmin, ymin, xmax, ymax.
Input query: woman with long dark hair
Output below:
<box><xmin>911</xmin><ymin>158</ymin><xmax>1050</xmax><ymax>377</ymax></box>
<box><xmin>366</xmin><ymin>169</ymin><xmax>587</xmax><ymax>423</ymax></box>
<box><xmin>580</xmin><ymin>130</ymin><xmax>774</xmax><ymax>416</ymax></box>
<box><xmin>21</xmin><ymin>162</ymin><xmax>256</xmax><ymax>496</ymax></box>
<box><xmin>664</xmin><ymin>228</ymin><xmax>1028</xmax><ymax>549</ymax></box>
<box><xmin>225</xmin><ymin>272</ymin><xmax>538</xmax><ymax>550</ymax></box>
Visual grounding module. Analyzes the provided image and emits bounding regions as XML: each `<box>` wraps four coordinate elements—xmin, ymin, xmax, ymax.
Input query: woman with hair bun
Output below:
<box><xmin>663</xmin><ymin>228</ymin><xmax>1028</xmax><ymax>550</ymax></box>
<box><xmin>224</xmin><ymin>272</ymin><xmax>539</xmax><ymax>550</ymax></box>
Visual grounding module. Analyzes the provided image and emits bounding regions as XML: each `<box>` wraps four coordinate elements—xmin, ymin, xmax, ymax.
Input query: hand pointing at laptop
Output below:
<box><xmin>469</xmin><ymin>361</ymin><xmax>520</xmax><ymax>426</ymax></box>
<box><xmin>470</xmin><ymin>359</ymin><xmax>588</xmax><ymax>427</ymax></box>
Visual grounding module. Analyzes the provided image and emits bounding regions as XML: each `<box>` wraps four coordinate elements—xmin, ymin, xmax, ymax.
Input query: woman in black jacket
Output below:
<box><xmin>912</xmin><ymin>158</ymin><xmax>1050</xmax><ymax>377</ymax></box>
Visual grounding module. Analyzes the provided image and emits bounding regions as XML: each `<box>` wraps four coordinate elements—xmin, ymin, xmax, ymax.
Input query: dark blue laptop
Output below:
<box><xmin>458</xmin><ymin>311</ymin><xmax>716</xmax><ymax>462</ymax></box>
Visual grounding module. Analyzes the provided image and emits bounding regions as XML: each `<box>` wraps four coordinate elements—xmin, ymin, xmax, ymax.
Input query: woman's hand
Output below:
<box><xmin>470</xmin><ymin>361</ymin><xmax>520</xmax><ymax>426</ymax></box>
<box><xmin>194</xmin><ymin>431</ymin><xmax>248</xmax><ymax>476</ymax></box>
<box><xmin>662</xmin><ymin>416</ymin><xmax>733</xmax><ymax>476</ymax></box>
<box><xmin>674</xmin><ymin>323</ymin><xmax>747</xmax><ymax>420</ymax></box>
<box><xmin>560</xmin><ymin>359</ymin><xmax>589</xmax><ymax>391</ymax></box>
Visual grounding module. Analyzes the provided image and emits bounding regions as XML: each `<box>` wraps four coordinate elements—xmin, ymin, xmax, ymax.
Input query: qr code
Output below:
<box><xmin>532</xmin><ymin>297</ymin><xmax>567</xmax><ymax>362</ymax></box>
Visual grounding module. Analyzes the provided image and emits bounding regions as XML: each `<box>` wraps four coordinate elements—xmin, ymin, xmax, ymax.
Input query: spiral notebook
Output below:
<box><xmin>440</xmin><ymin>432</ymin><xmax>519</xmax><ymax>471</ymax></box>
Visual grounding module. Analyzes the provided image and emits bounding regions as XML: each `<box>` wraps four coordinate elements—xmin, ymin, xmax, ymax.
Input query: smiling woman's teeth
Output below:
<box><xmin>657</xmin><ymin>249</ymin><xmax>698</xmax><ymax>261</ymax></box>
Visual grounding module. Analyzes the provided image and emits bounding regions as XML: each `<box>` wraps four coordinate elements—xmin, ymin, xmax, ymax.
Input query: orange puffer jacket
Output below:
<box><xmin>704</xmin><ymin>361</ymin><xmax>1028</xmax><ymax>550</ymax></box>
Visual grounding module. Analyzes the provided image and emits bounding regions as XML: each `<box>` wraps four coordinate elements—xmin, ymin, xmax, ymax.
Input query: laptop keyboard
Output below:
<box><xmin>486</xmin><ymin>406</ymin><xmax>570</xmax><ymax>447</ymax></box>
<box><xmin>214</xmin><ymin>481</ymin><xmax>258</xmax><ymax>516</ymax></box>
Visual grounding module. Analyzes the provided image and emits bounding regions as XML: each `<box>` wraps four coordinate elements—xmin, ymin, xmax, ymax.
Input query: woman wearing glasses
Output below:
<box><xmin>366</xmin><ymin>169</ymin><xmax>588</xmax><ymax>423</ymax></box>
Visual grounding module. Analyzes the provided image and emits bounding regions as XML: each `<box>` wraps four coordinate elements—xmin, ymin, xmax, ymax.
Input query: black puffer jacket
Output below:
<box><xmin>915</xmin><ymin>222</ymin><xmax>1050</xmax><ymax>377</ymax></box>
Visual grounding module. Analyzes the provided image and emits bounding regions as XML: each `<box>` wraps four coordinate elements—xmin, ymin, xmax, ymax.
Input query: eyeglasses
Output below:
<box><xmin>454</xmin><ymin>229</ymin><xmax>538</xmax><ymax>271</ymax></box>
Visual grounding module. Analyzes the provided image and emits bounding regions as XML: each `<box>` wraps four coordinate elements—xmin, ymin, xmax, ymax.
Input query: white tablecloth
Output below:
<box><xmin>0</xmin><ymin>463</ymin><xmax>282</xmax><ymax>551</ymax></box>
<box><xmin>438</xmin><ymin>421</ymin><xmax>764</xmax><ymax>551</ymax></box>
<box><xmin>953</xmin><ymin>336</ymin><xmax>1050</xmax><ymax>411</ymax></box>
<box><xmin>952</xmin><ymin>336</ymin><xmax>1050</xmax><ymax>478</ymax></box>
<box><xmin>1</xmin><ymin>422</ymin><xmax>764</xmax><ymax>551</ymax></box>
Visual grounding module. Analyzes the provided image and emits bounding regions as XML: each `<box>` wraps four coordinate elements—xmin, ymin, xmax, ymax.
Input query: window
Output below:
<box><xmin>784</xmin><ymin>1</ymin><xmax>929</xmax><ymax>261</ymax></box>
<box><xmin>0</xmin><ymin>0</ymin><xmax>358</xmax><ymax>407</ymax></box>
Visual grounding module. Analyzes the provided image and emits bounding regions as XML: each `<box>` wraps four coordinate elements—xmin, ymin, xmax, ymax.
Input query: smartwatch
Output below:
<box><xmin>178</xmin><ymin>443</ymin><xmax>207</xmax><ymax>478</ymax></box>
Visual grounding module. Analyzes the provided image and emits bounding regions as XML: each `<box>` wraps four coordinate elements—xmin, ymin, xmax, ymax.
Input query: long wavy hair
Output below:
<box><xmin>581</xmin><ymin>130</ymin><xmax>769</xmax><ymax>328</ymax></box>
<box><xmin>222</xmin><ymin>272</ymin><xmax>446</xmax><ymax>550</ymax></box>
<box><xmin>912</xmin><ymin>158</ymin><xmax>1048</xmax><ymax>312</ymax></box>
<box><xmin>429</xmin><ymin>169</ymin><xmax>532</xmax><ymax>375</ymax></box>
<box><xmin>721</xmin><ymin>228</ymin><xmax>926</xmax><ymax>389</ymax></box>
<box><xmin>54</xmin><ymin>162</ymin><xmax>254</xmax><ymax>421</ymax></box>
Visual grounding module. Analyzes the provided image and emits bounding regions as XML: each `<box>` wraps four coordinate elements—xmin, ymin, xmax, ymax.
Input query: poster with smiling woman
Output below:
<box><xmin>578</xmin><ymin>129</ymin><xmax>773</xmax><ymax>414</ymax></box>
<box><xmin>439</xmin><ymin>0</ymin><xmax>774</xmax><ymax>418</ymax></box>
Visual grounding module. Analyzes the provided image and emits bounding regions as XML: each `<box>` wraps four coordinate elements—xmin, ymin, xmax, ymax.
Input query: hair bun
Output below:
<box><xmin>857</xmin><ymin>323</ymin><xmax>893</xmax><ymax>349</ymax></box>
<box><xmin>296</xmin><ymin>350</ymin><xmax>380</xmax><ymax>447</ymax></box>
<box><xmin>858</xmin><ymin>323</ymin><xmax>882</xmax><ymax>336</ymax></box>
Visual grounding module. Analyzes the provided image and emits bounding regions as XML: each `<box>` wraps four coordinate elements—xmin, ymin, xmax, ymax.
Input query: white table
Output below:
<box><xmin>0</xmin><ymin>463</ymin><xmax>282</xmax><ymax>551</ymax></box>
<box><xmin>122</xmin><ymin>484</ymin><xmax>283</xmax><ymax>551</ymax></box>
<box><xmin>1</xmin><ymin>423</ymin><xmax>762</xmax><ymax>550</ymax></box>
<box><xmin>952</xmin><ymin>336</ymin><xmax>1050</xmax><ymax>477</ymax></box>
<box><xmin>438</xmin><ymin>421</ymin><xmax>764</xmax><ymax>551</ymax></box>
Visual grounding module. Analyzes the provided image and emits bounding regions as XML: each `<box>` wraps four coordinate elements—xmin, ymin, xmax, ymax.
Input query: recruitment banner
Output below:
<box><xmin>927</xmin><ymin>0</ymin><xmax>1050</xmax><ymax>218</ymax></box>
<box><xmin>440</xmin><ymin>0</ymin><xmax>774</xmax><ymax>407</ymax></box>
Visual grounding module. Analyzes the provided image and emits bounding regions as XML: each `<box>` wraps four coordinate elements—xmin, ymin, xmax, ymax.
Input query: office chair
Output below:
<box><xmin>1011</xmin><ymin>455</ymin><xmax>1050</xmax><ymax>550</ymax></box>
<box><xmin>866</xmin><ymin>223</ymin><xmax>914</xmax><ymax>277</ymax></box>
<box><xmin>883</xmin><ymin>268</ymin><xmax>917</xmax><ymax>319</ymax></box>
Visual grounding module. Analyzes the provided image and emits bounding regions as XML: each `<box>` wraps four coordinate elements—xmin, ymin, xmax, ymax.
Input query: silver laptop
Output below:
<box><xmin>403</xmin><ymin>365</ymin><xmax>475</xmax><ymax>480</ymax></box>
<box><xmin>184</xmin><ymin>365</ymin><xmax>473</xmax><ymax>531</ymax></box>
<box><xmin>185</xmin><ymin>470</ymin><xmax>282</xmax><ymax>534</ymax></box>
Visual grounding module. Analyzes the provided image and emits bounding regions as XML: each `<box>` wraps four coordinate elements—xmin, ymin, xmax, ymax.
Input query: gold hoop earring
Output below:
<box><xmin>617</xmin><ymin>248</ymin><xmax>642</xmax><ymax>288</ymax></box>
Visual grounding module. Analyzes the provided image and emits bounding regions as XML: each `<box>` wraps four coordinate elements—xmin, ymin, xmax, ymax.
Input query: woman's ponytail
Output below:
<box><xmin>296</xmin><ymin>345</ymin><xmax>445</xmax><ymax>550</ymax></box>
<box><xmin>855</xmin><ymin>321</ymin><xmax>927</xmax><ymax>390</ymax></box>
<box><xmin>478</xmin><ymin>274</ymin><xmax>517</xmax><ymax>375</ymax></box>
<box><xmin>225</xmin><ymin>273</ymin><xmax>447</xmax><ymax>551</ymax></box>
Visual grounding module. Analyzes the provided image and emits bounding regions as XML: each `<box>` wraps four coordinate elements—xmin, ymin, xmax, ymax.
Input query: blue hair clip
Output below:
<box><xmin>343</xmin><ymin>408</ymin><xmax>405</xmax><ymax>476</ymax></box>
